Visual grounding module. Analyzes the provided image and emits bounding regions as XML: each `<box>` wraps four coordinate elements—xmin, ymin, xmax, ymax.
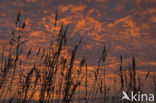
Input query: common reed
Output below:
<box><xmin>0</xmin><ymin>10</ymin><xmax>154</xmax><ymax>103</ymax></box>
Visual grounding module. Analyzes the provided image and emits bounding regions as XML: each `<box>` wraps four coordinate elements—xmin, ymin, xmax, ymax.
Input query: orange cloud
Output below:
<box><xmin>30</xmin><ymin>31</ymin><xmax>42</xmax><ymax>36</ymax></box>
<box><xmin>108</xmin><ymin>16</ymin><xmax>140</xmax><ymax>37</ymax></box>
<box><xmin>114</xmin><ymin>45</ymin><xmax>126</xmax><ymax>51</ymax></box>
<box><xmin>60</xmin><ymin>16</ymin><xmax>73</xmax><ymax>25</ymax></box>
<box><xmin>74</xmin><ymin>16</ymin><xmax>103</xmax><ymax>35</ymax></box>
<box><xmin>140</xmin><ymin>61</ymin><xmax>156</xmax><ymax>66</ymax></box>
<box><xmin>59</xmin><ymin>4</ymin><xmax>86</xmax><ymax>13</ymax></box>
<box><xmin>150</xmin><ymin>15</ymin><xmax>156</xmax><ymax>23</ymax></box>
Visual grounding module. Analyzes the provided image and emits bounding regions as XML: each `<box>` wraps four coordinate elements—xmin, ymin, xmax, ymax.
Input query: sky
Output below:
<box><xmin>0</xmin><ymin>0</ymin><xmax>155</xmax><ymax>73</ymax></box>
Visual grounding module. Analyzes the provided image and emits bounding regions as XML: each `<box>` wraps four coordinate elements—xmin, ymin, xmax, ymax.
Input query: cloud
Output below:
<box><xmin>150</xmin><ymin>15</ymin><xmax>156</xmax><ymax>23</ymax></box>
<box><xmin>30</xmin><ymin>31</ymin><xmax>42</xmax><ymax>36</ymax></box>
<box><xmin>0</xmin><ymin>0</ymin><xmax>155</xmax><ymax>73</ymax></box>
<box><xmin>140</xmin><ymin>61</ymin><xmax>156</xmax><ymax>66</ymax></box>
<box><xmin>59</xmin><ymin>4</ymin><xmax>86</xmax><ymax>13</ymax></box>
<box><xmin>74</xmin><ymin>16</ymin><xmax>104</xmax><ymax>37</ymax></box>
<box><xmin>60</xmin><ymin>16</ymin><xmax>73</xmax><ymax>25</ymax></box>
<box><xmin>88</xmin><ymin>8</ymin><xmax>102</xmax><ymax>17</ymax></box>
<box><xmin>108</xmin><ymin>15</ymin><xmax>140</xmax><ymax>37</ymax></box>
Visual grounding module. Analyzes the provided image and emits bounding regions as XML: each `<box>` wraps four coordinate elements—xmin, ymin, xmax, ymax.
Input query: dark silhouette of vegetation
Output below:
<box><xmin>0</xmin><ymin>10</ymin><xmax>154</xmax><ymax>103</ymax></box>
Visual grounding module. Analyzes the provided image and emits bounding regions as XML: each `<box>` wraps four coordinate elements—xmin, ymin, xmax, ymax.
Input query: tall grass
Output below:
<box><xmin>0</xmin><ymin>10</ymin><xmax>154</xmax><ymax>103</ymax></box>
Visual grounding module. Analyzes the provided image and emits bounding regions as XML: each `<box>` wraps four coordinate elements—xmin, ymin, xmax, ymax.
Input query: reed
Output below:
<box><xmin>0</xmin><ymin>10</ymin><xmax>153</xmax><ymax>103</ymax></box>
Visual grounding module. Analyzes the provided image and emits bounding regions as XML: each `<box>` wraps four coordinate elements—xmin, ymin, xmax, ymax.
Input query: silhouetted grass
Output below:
<box><xmin>0</xmin><ymin>10</ymin><xmax>154</xmax><ymax>103</ymax></box>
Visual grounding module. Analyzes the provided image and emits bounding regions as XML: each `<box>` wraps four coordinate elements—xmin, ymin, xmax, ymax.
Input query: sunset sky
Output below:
<box><xmin>0</xmin><ymin>0</ymin><xmax>155</xmax><ymax>73</ymax></box>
